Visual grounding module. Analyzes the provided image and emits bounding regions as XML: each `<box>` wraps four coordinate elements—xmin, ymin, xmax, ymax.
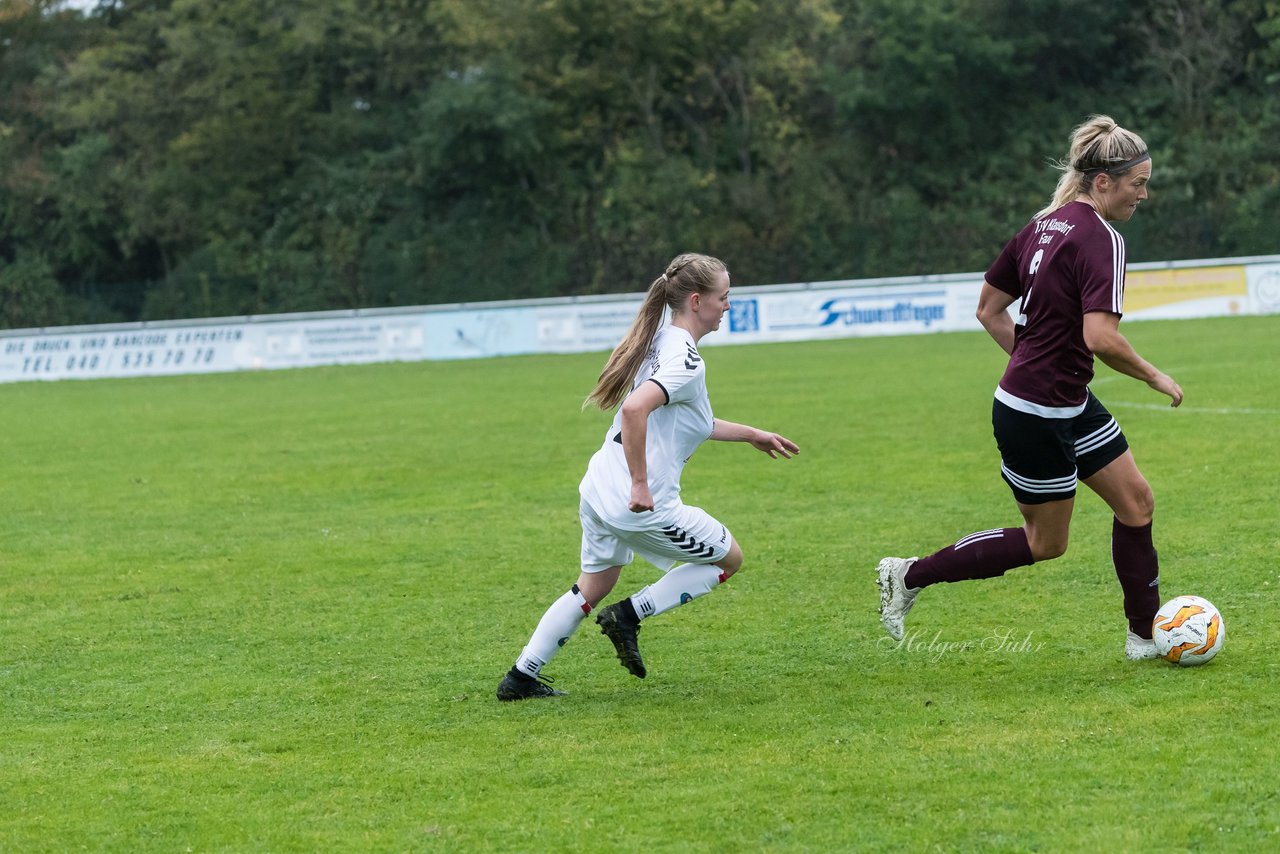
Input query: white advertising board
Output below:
<box><xmin>0</xmin><ymin>325</ymin><xmax>246</xmax><ymax>382</ymax></box>
<box><xmin>701</xmin><ymin>279</ymin><xmax>982</xmax><ymax>348</ymax></box>
<box><xmin>1248</xmin><ymin>263</ymin><xmax>1280</xmax><ymax>315</ymax></box>
<box><xmin>2</xmin><ymin>255</ymin><xmax>1276</xmax><ymax>384</ymax></box>
<box><xmin>0</xmin><ymin>316</ymin><xmax>426</xmax><ymax>382</ymax></box>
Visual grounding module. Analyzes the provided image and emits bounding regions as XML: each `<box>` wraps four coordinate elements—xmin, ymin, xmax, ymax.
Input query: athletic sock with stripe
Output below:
<box><xmin>1111</xmin><ymin>518</ymin><xmax>1160</xmax><ymax>639</ymax></box>
<box><xmin>629</xmin><ymin>563</ymin><xmax>726</xmax><ymax>619</ymax></box>
<box><xmin>514</xmin><ymin>584</ymin><xmax>591</xmax><ymax>678</ymax></box>
<box><xmin>905</xmin><ymin>527</ymin><xmax>1034</xmax><ymax>589</ymax></box>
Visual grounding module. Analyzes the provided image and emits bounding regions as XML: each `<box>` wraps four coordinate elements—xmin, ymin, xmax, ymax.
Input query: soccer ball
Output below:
<box><xmin>1152</xmin><ymin>595</ymin><xmax>1225</xmax><ymax>666</ymax></box>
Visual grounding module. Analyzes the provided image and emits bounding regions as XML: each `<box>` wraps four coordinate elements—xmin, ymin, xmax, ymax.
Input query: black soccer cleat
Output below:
<box><xmin>496</xmin><ymin>668</ymin><xmax>566</xmax><ymax>701</ymax></box>
<box><xmin>596</xmin><ymin>602</ymin><xmax>646</xmax><ymax>679</ymax></box>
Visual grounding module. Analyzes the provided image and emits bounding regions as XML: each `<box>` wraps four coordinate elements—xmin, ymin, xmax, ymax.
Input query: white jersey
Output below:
<box><xmin>579</xmin><ymin>325</ymin><xmax>714</xmax><ymax>531</ymax></box>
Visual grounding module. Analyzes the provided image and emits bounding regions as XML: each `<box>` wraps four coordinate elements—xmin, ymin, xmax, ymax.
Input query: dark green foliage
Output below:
<box><xmin>2</xmin><ymin>0</ymin><xmax>1278</xmax><ymax>328</ymax></box>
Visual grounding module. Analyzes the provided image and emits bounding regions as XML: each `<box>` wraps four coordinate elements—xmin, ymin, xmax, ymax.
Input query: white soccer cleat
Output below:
<box><xmin>876</xmin><ymin>557</ymin><xmax>920</xmax><ymax>641</ymax></box>
<box><xmin>1125</xmin><ymin>630</ymin><xmax>1159</xmax><ymax>661</ymax></box>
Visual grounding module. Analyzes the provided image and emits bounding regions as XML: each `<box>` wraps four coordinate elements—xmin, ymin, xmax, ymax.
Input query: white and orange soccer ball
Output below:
<box><xmin>1152</xmin><ymin>595</ymin><xmax>1225</xmax><ymax>666</ymax></box>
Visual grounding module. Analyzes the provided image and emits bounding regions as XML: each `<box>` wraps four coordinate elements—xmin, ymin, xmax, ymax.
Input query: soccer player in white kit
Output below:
<box><xmin>497</xmin><ymin>253</ymin><xmax>800</xmax><ymax>701</ymax></box>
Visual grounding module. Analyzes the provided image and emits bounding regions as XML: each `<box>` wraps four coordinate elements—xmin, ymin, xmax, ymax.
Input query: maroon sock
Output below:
<box><xmin>905</xmin><ymin>527</ymin><xmax>1034</xmax><ymax>589</ymax></box>
<box><xmin>1112</xmin><ymin>518</ymin><xmax>1160</xmax><ymax>638</ymax></box>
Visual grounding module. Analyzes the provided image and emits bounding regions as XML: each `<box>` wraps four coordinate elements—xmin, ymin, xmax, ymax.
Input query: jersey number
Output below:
<box><xmin>1017</xmin><ymin>249</ymin><xmax>1045</xmax><ymax>326</ymax></box>
<box><xmin>1028</xmin><ymin>249</ymin><xmax>1044</xmax><ymax>276</ymax></box>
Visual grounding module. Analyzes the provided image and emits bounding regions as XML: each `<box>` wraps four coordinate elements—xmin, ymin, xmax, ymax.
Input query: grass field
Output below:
<box><xmin>2</xmin><ymin>314</ymin><xmax>1278</xmax><ymax>851</ymax></box>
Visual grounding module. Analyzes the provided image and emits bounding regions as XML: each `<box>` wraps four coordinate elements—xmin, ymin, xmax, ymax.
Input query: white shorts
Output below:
<box><xmin>579</xmin><ymin>498</ymin><xmax>734</xmax><ymax>573</ymax></box>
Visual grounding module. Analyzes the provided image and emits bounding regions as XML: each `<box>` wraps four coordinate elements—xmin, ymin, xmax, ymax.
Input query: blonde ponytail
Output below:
<box><xmin>585</xmin><ymin>253</ymin><xmax>727</xmax><ymax>411</ymax></box>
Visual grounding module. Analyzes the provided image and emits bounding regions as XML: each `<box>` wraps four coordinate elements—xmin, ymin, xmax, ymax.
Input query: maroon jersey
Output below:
<box><xmin>986</xmin><ymin>200</ymin><xmax>1125</xmax><ymax>414</ymax></box>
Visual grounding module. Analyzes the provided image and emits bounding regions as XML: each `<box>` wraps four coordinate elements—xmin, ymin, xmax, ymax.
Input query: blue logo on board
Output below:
<box><xmin>771</xmin><ymin>292</ymin><xmax>948</xmax><ymax>330</ymax></box>
<box><xmin>729</xmin><ymin>299</ymin><xmax>759</xmax><ymax>333</ymax></box>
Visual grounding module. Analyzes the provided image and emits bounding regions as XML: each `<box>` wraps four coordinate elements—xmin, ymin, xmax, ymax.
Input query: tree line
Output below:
<box><xmin>2</xmin><ymin>0</ymin><xmax>1277</xmax><ymax>329</ymax></box>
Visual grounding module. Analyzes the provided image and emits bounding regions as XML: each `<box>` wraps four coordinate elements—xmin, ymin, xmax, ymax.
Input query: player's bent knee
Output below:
<box><xmin>716</xmin><ymin>543</ymin><xmax>744</xmax><ymax>578</ymax></box>
<box><xmin>1029</xmin><ymin>534</ymin><xmax>1068</xmax><ymax>561</ymax></box>
<box><xmin>1135</xmin><ymin>486</ymin><xmax>1155</xmax><ymax>524</ymax></box>
<box><xmin>1115</xmin><ymin>485</ymin><xmax>1154</xmax><ymax>527</ymax></box>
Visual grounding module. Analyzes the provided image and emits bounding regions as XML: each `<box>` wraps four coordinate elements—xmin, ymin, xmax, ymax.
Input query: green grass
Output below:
<box><xmin>2</xmin><ymin>314</ymin><xmax>1278</xmax><ymax>851</ymax></box>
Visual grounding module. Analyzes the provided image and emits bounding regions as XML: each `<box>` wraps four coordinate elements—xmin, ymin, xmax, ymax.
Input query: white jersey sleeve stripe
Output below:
<box><xmin>1092</xmin><ymin>210</ymin><xmax>1126</xmax><ymax>313</ymax></box>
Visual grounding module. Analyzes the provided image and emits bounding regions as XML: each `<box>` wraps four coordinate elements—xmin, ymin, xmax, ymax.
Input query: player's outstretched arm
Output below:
<box><xmin>710</xmin><ymin>418</ymin><xmax>800</xmax><ymax>459</ymax></box>
<box><xmin>1083</xmin><ymin>311</ymin><xmax>1184</xmax><ymax>407</ymax></box>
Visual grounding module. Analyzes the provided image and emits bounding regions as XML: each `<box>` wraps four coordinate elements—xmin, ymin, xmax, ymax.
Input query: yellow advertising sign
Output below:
<box><xmin>1124</xmin><ymin>265</ymin><xmax>1247</xmax><ymax>313</ymax></box>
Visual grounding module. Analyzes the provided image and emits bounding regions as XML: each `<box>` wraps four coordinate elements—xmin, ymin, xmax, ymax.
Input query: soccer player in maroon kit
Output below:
<box><xmin>876</xmin><ymin>116</ymin><xmax>1184</xmax><ymax>660</ymax></box>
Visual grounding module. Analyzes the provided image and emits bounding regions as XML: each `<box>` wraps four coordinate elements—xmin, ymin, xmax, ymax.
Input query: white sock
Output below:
<box><xmin>630</xmin><ymin>564</ymin><xmax>726</xmax><ymax>619</ymax></box>
<box><xmin>514</xmin><ymin>585</ymin><xmax>591</xmax><ymax>677</ymax></box>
